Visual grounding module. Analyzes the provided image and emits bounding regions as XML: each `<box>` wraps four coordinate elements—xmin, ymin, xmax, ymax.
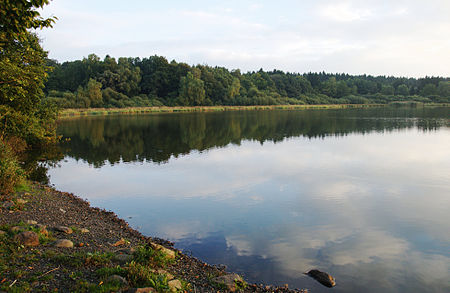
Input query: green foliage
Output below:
<box><xmin>0</xmin><ymin>138</ymin><xmax>25</xmax><ymax>196</ymax></box>
<box><xmin>126</xmin><ymin>261</ymin><xmax>170</xmax><ymax>290</ymax></box>
<box><xmin>0</xmin><ymin>0</ymin><xmax>58</xmax><ymax>193</ymax></box>
<box><xmin>178</xmin><ymin>71</ymin><xmax>206</xmax><ymax>106</ymax></box>
<box><xmin>45</xmin><ymin>53</ymin><xmax>450</xmax><ymax>108</ymax></box>
<box><xmin>133</xmin><ymin>243</ymin><xmax>174</xmax><ymax>267</ymax></box>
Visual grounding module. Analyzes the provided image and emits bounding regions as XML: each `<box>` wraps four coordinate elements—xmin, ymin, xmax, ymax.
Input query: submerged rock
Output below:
<box><xmin>305</xmin><ymin>269</ymin><xmax>336</xmax><ymax>287</ymax></box>
<box><xmin>14</xmin><ymin>231</ymin><xmax>39</xmax><ymax>246</ymax></box>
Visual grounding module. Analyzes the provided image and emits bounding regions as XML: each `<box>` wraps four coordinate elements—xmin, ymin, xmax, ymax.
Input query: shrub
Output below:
<box><xmin>0</xmin><ymin>138</ymin><xmax>24</xmax><ymax>196</ymax></box>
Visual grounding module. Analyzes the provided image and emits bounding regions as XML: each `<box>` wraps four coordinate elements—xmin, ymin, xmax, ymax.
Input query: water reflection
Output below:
<box><xmin>49</xmin><ymin>107</ymin><xmax>450</xmax><ymax>292</ymax></box>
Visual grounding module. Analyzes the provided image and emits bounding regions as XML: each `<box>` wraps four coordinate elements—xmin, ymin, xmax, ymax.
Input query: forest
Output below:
<box><xmin>44</xmin><ymin>54</ymin><xmax>450</xmax><ymax>108</ymax></box>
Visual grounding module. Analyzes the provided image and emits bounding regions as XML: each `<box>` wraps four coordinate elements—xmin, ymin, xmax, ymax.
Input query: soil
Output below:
<box><xmin>0</xmin><ymin>182</ymin><xmax>308</xmax><ymax>292</ymax></box>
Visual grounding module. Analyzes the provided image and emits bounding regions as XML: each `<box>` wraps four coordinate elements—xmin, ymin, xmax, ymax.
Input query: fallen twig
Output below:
<box><xmin>9</xmin><ymin>279</ymin><xmax>17</xmax><ymax>287</ymax></box>
<box><xmin>38</xmin><ymin>267</ymin><xmax>60</xmax><ymax>279</ymax></box>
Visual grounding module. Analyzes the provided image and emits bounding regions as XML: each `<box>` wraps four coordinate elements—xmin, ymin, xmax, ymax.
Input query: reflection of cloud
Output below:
<box><xmin>226</xmin><ymin>235</ymin><xmax>253</xmax><ymax>256</ymax></box>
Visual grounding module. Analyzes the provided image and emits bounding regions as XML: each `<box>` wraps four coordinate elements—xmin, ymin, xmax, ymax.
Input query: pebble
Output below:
<box><xmin>14</xmin><ymin>231</ymin><xmax>39</xmax><ymax>246</ymax></box>
<box><xmin>129</xmin><ymin>288</ymin><xmax>156</xmax><ymax>293</ymax></box>
<box><xmin>16</xmin><ymin>199</ymin><xmax>27</xmax><ymax>205</ymax></box>
<box><xmin>54</xmin><ymin>239</ymin><xmax>74</xmax><ymax>248</ymax></box>
<box><xmin>80</xmin><ymin>228</ymin><xmax>89</xmax><ymax>233</ymax></box>
<box><xmin>54</xmin><ymin>226</ymin><xmax>73</xmax><ymax>234</ymax></box>
<box><xmin>27</xmin><ymin>220</ymin><xmax>38</xmax><ymax>225</ymax></box>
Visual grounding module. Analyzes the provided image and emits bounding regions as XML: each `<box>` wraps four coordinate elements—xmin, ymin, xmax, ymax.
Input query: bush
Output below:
<box><xmin>0</xmin><ymin>138</ymin><xmax>24</xmax><ymax>196</ymax></box>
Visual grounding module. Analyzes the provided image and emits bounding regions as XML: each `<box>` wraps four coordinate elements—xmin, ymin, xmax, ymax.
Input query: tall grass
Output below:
<box><xmin>58</xmin><ymin>104</ymin><xmax>383</xmax><ymax>119</ymax></box>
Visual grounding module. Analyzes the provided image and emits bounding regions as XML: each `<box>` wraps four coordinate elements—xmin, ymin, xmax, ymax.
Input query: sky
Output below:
<box><xmin>38</xmin><ymin>0</ymin><xmax>450</xmax><ymax>77</ymax></box>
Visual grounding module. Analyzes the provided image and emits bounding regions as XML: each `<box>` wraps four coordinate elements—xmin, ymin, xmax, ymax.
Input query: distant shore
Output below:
<box><xmin>58</xmin><ymin>104</ymin><xmax>381</xmax><ymax>118</ymax></box>
<box><xmin>57</xmin><ymin>103</ymin><xmax>449</xmax><ymax>119</ymax></box>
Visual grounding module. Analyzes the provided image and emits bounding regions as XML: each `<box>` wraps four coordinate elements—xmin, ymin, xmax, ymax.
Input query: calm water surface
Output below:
<box><xmin>48</xmin><ymin>107</ymin><xmax>450</xmax><ymax>292</ymax></box>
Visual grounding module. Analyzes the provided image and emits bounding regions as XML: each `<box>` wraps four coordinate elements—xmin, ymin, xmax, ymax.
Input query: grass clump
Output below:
<box><xmin>133</xmin><ymin>243</ymin><xmax>174</xmax><ymax>267</ymax></box>
<box><xmin>126</xmin><ymin>261</ymin><xmax>170</xmax><ymax>290</ymax></box>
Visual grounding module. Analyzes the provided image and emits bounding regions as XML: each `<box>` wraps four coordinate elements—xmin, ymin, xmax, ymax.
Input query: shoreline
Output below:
<box><xmin>57</xmin><ymin>103</ymin><xmax>449</xmax><ymax>119</ymax></box>
<box><xmin>0</xmin><ymin>182</ymin><xmax>307</xmax><ymax>292</ymax></box>
<box><xmin>58</xmin><ymin>104</ymin><xmax>382</xmax><ymax>119</ymax></box>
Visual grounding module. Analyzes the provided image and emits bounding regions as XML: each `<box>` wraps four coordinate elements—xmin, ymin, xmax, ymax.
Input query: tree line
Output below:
<box><xmin>45</xmin><ymin>54</ymin><xmax>450</xmax><ymax>109</ymax></box>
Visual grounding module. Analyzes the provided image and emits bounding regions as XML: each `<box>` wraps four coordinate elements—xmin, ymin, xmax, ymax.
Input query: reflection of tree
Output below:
<box><xmin>58</xmin><ymin>108</ymin><xmax>449</xmax><ymax>167</ymax></box>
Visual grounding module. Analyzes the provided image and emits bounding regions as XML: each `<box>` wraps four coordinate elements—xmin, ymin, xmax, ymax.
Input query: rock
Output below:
<box><xmin>14</xmin><ymin>231</ymin><xmax>39</xmax><ymax>246</ymax></box>
<box><xmin>212</xmin><ymin>274</ymin><xmax>244</xmax><ymax>292</ymax></box>
<box><xmin>305</xmin><ymin>269</ymin><xmax>336</xmax><ymax>288</ymax></box>
<box><xmin>26</xmin><ymin>220</ymin><xmax>38</xmax><ymax>225</ymax></box>
<box><xmin>10</xmin><ymin>226</ymin><xmax>23</xmax><ymax>233</ymax></box>
<box><xmin>114</xmin><ymin>253</ymin><xmax>133</xmax><ymax>264</ymax></box>
<box><xmin>128</xmin><ymin>288</ymin><xmax>156</xmax><ymax>293</ymax></box>
<box><xmin>168</xmin><ymin>279</ymin><xmax>182</xmax><ymax>292</ymax></box>
<box><xmin>54</xmin><ymin>239</ymin><xmax>74</xmax><ymax>248</ymax></box>
<box><xmin>2</xmin><ymin>201</ymin><xmax>14</xmax><ymax>209</ymax></box>
<box><xmin>16</xmin><ymin>199</ymin><xmax>27</xmax><ymax>205</ymax></box>
<box><xmin>107</xmin><ymin>274</ymin><xmax>128</xmax><ymax>286</ymax></box>
<box><xmin>54</xmin><ymin>226</ymin><xmax>73</xmax><ymax>234</ymax></box>
<box><xmin>151</xmin><ymin>269</ymin><xmax>174</xmax><ymax>280</ymax></box>
<box><xmin>117</xmin><ymin>247</ymin><xmax>136</xmax><ymax>255</ymax></box>
<box><xmin>150</xmin><ymin>242</ymin><xmax>176</xmax><ymax>259</ymax></box>
<box><xmin>80</xmin><ymin>228</ymin><xmax>90</xmax><ymax>233</ymax></box>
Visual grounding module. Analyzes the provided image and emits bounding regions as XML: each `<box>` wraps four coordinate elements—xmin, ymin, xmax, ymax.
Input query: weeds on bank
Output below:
<box><xmin>133</xmin><ymin>243</ymin><xmax>175</xmax><ymax>267</ymax></box>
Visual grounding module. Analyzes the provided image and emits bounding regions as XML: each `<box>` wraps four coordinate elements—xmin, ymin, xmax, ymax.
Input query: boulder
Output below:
<box><xmin>212</xmin><ymin>273</ymin><xmax>244</xmax><ymax>292</ymax></box>
<box><xmin>305</xmin><ymin>269</ymin><xmax>336</xmax><ymax>287</ymax></box>
<box><xmin>168</xmin><ymin>279</ymin><xmax>182</xmax><ymax>292</ymax></box>
<box><xmin>14</xmin><ymin>231</ymin><xmax>39</xmax><ymax>246</ymax></box>
<box><xmin>54</xmin><ymin>239</ymin><xmax>74</xmax><ymax>248</ymax></box>
<box><xmin>107</xmin><ymin>274</ymin><xmax>128</xmax><ymax>287</ymax></box>
<box><xmin>149</xmin><ymin>242</ymin><xmax>176</xmax><ymax>259</ymax></box>
<box><xmin>114</xmin><ymin>253</ymin><xmax>133</xmax><ymax>264</ymax></box>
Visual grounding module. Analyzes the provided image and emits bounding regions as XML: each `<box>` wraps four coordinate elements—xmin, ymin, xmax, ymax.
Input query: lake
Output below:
<box><xmin>47</xmin><ymin>107</ymin><xmax>450</xmax><ymax>292</ymax></box>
